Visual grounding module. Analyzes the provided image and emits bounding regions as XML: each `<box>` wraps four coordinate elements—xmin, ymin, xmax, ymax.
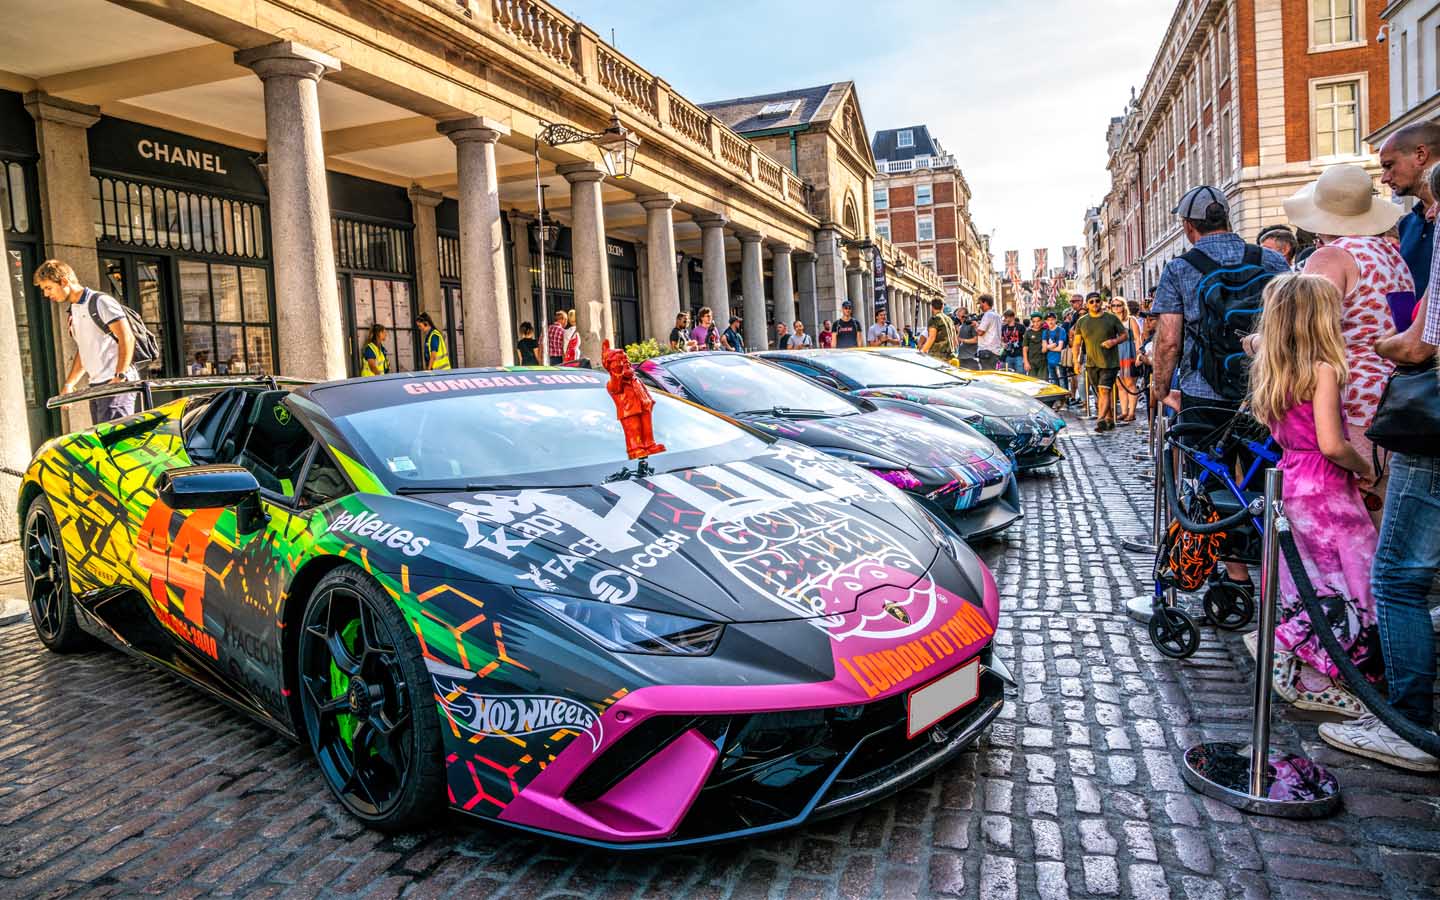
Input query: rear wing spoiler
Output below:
<box><xmin>47</xmin><ymin>375</ymin><xmax>316</xmax><ymax>411</ymax></box>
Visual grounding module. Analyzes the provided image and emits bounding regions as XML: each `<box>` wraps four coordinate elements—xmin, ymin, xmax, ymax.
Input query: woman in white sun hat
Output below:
<box><xmin>1286</xmin><ymin>163</ymin><xmax>1411</xmax><ymax>520</ymax></box>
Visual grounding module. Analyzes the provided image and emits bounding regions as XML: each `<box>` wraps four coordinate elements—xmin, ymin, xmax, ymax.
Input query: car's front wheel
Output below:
<box><xmin>23</xmin><ymin>495</ymin><xmax>95</xmax><ymax>653</ymax></box>
<box><xmin>297</xmin><ymin>566</ymin><xmax>444</xmax><ymax>831</ymax></box>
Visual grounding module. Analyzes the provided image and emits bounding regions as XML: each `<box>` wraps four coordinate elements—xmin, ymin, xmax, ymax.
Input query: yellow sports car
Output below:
<box><xmin>860</xmin><ymin>348</ymin><xmax>1071</xmax><ymax>410</ymax></box>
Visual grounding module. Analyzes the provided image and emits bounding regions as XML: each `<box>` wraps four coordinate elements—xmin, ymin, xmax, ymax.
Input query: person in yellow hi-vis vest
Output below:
<box><xmin>361</xmin><ymin>324</ymin><xmax>389</xmax><ymax>376</ymax></box>
<box><xmin>415</xmin><ymin>311</ymin><xmax>450</xmax><ymax>370</ymax></box>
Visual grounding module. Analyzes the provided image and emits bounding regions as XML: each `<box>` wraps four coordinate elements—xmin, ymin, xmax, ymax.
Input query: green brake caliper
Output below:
<box><xmin>330</xmin><ymin>620</ymin><xmax>361</xmax><ymax>749</ymax></box>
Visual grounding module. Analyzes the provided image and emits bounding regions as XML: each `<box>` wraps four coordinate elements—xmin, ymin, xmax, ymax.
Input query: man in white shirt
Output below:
<box><xmin>974</xmin><ymin>295</ymin><xmax>1004</xmax><ymax>370</ymax></box>
<box><xmin>34</xmin><ymin>258</ymin><xmax>139</xmax><ymax>423</ymax></box>
<box><xmin>866</xmin><ymin>308</ymin><xmax>901</xmax><ymax>347</ymax></box>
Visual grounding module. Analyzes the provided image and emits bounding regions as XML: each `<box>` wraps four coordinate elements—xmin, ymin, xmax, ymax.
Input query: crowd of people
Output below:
<box><xmin>1137</xmin><ymin>120</ymin><xmax>1440</xmax><ymax>773</ymax></box>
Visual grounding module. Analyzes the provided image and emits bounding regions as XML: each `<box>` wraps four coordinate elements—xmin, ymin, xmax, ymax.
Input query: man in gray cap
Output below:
<box><xmin>1149</xmin><ymin>185</ymin><xmax>1289</xmax><ymax>588</ymax></box>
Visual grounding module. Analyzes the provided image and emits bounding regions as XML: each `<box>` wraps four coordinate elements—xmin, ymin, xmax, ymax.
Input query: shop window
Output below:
<box><xmin>90</xmin><ymin>176</ymin><xmax>264</xmax><ymax>259</ymax></box>
<box><xmin>351</xmin><ymin>277</ymin><xmax>416</xmax><ymax>372</ymax></box>
<box><xmin>178</xmin><ymin>261</ymin><xmax>275</xmax><ymax>375</ymax></box>
<box><xmin>1</xmin><ymin>162</ymin><xmax>31</xmax><ymax>234</ymax></box>
<box><xmin>333</xmin><ymin>217</ymin><xmax>411</xmax><ymax>275</ymax></box>
<box><xmin>438</xmin><ymin>234</ymin><xmax>461</xmax><ymax>281</ymax></box>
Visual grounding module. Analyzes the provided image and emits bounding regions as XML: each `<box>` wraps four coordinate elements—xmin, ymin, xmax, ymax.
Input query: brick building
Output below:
<box><xmin>1102</xmin><ymin>0</ymin><xmax>1390</xmax><ymax>296</ymax></box>
<box><xmin>870</xmin><ymin>126</ymin><xmax>996</xmax><ymax>312</ymax></box>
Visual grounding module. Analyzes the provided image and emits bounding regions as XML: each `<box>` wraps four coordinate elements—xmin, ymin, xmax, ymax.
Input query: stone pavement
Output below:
<box><xmin>1</xmin><ymin>415</ymin><xmax>1438</xmax><ymax>899</ymax></box>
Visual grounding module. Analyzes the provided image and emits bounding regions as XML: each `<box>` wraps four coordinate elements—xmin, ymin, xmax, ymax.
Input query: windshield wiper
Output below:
<box><xmin>733</xmin><ymin>406</ymin><xmax>834</xmax><ymax>419</ymax></box>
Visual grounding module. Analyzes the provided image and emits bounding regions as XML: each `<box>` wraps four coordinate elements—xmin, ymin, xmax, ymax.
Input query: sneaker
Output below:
<box><xmin>1243</xmin><ymin>630</ymin><xmax>1258</xmax><ymax>660</ymax></box>
<box><xmin>1318</xmin><ymin>714</ymin><xmax>1440</xmax><ymax>772</ymax></box>
<box><xmin>1431</xmin><ymin>606</ymin><xmax>1440</xmax><ymax>635</ymax></box>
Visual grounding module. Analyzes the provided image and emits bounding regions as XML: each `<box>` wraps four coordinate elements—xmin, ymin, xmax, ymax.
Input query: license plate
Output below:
<box><xmin>907</xmin><ymin>659</ymin><xmax>980</xmax><ymax>738</ymax></box>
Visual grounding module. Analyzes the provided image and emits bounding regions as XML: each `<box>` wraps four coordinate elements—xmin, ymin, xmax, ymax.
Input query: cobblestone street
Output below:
<box><xmin>2</xmin><ymin>416</ymin><xmax>1438</xmax><ymax>899</ymax></box>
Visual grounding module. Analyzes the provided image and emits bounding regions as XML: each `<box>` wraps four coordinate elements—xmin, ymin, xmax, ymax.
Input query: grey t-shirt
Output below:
<box><xmin>69</xmin><ymin>290</ymin><xmax>138</xmax><ymax>385</ymax></box>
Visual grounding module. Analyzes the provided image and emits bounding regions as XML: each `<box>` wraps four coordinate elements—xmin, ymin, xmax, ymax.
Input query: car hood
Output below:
<box><xmin>742</xmin><ymin>409</ymin><xmax>1009</xmax><ymax>482</ymax></box>
<box><xmin>389</xmin><ymin>443</ymin><xmax>944</xmax><ymax>626</ymax></box>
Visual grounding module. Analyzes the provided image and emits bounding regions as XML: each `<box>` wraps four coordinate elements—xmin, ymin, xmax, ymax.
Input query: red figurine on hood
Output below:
<box><xmin>601</xmin><ymin>342</ymin><xmax>666</xmax><ymax>460</ymax></box>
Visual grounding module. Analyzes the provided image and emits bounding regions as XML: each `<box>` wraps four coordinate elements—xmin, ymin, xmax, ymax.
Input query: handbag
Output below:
<box><xmin>1365</xmin><ymin>358</ymin><xmax>1440</xmax><ymax>457</ymax></box>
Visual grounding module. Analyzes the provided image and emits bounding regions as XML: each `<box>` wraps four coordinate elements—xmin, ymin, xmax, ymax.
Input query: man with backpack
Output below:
<box><xmin>1150</xmin><ymin>186</ymin><xmax>1289</xmax><ymax>586</ymax></box>
<box><xmin>35</xmin><ymin>258</ymin><xmax>158</xmax><ymax>423</ymax></box>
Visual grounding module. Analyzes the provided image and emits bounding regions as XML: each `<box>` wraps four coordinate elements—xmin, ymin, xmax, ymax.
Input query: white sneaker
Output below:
<box><xmin>1430</xmin><ymin>606</ymin><xmax>1440</xmax><ymax>634</ymax></box>
<box><xmin>1243</xmin><ymin>630</ymin><xmax>1258</xmax><ymax>661</ymax></box>
<box><xmin>1318</xmin><ymin>714</ymin><xmax>1440</xmax><ymax>772</ymax></box>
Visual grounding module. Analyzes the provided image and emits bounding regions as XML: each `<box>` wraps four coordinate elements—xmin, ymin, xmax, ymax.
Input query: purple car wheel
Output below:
<box><xmin>298</xmin><ymin>567</ymin><xmax>443</xmax><ymax>830</ymax></box>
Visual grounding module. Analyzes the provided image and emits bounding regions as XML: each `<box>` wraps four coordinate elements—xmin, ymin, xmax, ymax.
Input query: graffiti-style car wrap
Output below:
<box><xmin>18</xmin><ymin>370</ymin><xmax>1012</xmax><ymax>847</ymax></box>
<box><xmin>638</xmin><ymin>352</ymin><xmax>1021</xmax><ymax>539</ymax></box>
<box><xmin>864</xmin><ymin>347</ymin><xmax>1071</xmax><ymax>410</ymax></box>
<box><xmin>758</xmin><ymin>350</ymin><xmax>1068</xmax><ymax>471</ymax></box>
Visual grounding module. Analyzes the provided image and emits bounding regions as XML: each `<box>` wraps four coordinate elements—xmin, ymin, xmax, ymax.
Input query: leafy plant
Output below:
<box><xmin>624</xmin><ymin>338</ymin><xmax>665</xmax><ymax>365</ymax></box>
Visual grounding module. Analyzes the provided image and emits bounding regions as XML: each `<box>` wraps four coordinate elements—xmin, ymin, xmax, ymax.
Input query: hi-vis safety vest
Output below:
<box><xmin>362</xmin><ymin>341</ymin><xmax>388</xmax><ymax>376</ymax></box>
<box><xmin>422</xmin><ymin>329</ymin><xmax>450</xmax><ymax>370</ymax></box>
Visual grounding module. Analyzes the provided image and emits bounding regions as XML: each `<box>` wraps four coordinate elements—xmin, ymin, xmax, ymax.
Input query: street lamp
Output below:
<box><xmin>532</xmin><ymin>109</ymin><xmax>642</xmax><ymax>359</ymax></box>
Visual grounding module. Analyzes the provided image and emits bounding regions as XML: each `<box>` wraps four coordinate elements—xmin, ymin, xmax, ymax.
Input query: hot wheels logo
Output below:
<box><xmin>437</xmin><ymin>688</ymin><xmax>604</xmax><ymax>750</ymax></box>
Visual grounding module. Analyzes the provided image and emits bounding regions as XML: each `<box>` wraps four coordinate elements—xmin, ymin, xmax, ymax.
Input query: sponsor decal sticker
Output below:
<box><xmin>436</xmin><ymin>685</ymin><xmax>605</xmax><ymax>750</ymax></box>
<box><xmin>837</xmin><ymin>603</ymin><xmax>995</xmax><ymax>698</ymax></box>
<box><xmin>327</xmin><ymin>510</ymin><xmax>430</xmax><ymax>557</ymax></box>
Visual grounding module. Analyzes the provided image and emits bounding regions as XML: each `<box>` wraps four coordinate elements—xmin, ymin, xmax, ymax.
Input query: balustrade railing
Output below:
<box><xmin>718</xmin><ymin>130</ymin><xmax>750</xmax><ymax>171</ymax></box>
<box><xmin>596</xmin><ymin>45</ymin><xmax>657</xmax><ymax>117</ymax></box>
<box><xmin>668</xmin><ymin>95</ymin><xmax>711</xmax><ymax>148</ymax></box>
<box><xmin>492</xmin><ymin>0</ymin><xmax>577</xmax><ymax>72</ymax></box>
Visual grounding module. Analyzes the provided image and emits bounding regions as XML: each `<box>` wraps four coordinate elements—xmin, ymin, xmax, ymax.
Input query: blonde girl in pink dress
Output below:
<box><xmin>1286</xmin><ymin>164</ymin><xmax>1410</xmax><ymax>519</ymax></box>
<box><xmin>1248</xmin><ymin>274</ymin><xmax>1384</xmax><ymax>717</ymax></box>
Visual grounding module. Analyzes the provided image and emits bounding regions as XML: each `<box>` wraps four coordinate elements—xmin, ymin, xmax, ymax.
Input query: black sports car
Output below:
<box><xmin>19</xmin><ymin>369</ymin><xmax>1012</xmax><ymax>847</ymax></box>
<box><xmin>758</xmin><ymin>350</ymin><xmax>1067</xmax><ymax>471</ymax></box>
<box><xmin>639</xmin><ymin>352</ymin><xmax>1021</xmax><ymax>538</ymax></box>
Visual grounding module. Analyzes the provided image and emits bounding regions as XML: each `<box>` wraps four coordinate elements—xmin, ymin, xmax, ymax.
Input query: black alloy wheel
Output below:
<box><xmin>1149</xmin><ymin>606</ymin><xmax>1201</xmax><ymax>659</ymax></box>
<box><xmin>1203</xmin><ymin>581</ymin><xmax>1255</xmax><ymax>631</ymax></box>
<box><xmin>297</xmin><ymin>567</ymin><xmax>443</xmax><ymax>830</ymax></box>
<box><xmin>23</xmin><ymin>496</ymin><xmax>94</xmax><ymax>653</ymax></box>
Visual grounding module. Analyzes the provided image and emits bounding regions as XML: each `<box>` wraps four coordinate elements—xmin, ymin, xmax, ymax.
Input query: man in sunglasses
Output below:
<box><xmin>1070</xmin><ymin>293</ymin><xmax>1125</xmax><ymax>431</ymax></box>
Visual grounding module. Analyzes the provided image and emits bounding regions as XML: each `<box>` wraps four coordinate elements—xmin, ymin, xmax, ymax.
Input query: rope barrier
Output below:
<box><xmin>1276</xmin><ymin>522</ymin><xmax>1440</xmax><ymax>758</ymax></box>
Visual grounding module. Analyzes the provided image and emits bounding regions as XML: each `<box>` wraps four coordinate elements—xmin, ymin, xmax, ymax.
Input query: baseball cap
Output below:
<box><xmin>729</xmin><ymin>315</ymin><xmax>742</xmax><ymax>324</ymax></box>
<box><xmin>842</xmin><ymin>300</ymin><xmax>853</xmax><ymax>309</ymax></box>
<box><xmin>1173</xmin><ymin>185</ymin><xmax>1229</xmax><ymax>220</ymax></box>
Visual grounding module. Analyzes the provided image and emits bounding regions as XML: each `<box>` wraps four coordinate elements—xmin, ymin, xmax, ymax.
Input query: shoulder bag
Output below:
<box><xmin>1365</xmin><ymin>358</ymin><xmax>1440</xmax><ymax>457</ymax></box>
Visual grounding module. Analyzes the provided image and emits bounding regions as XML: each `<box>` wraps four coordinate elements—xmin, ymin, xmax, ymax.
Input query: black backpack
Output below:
<box><xmin>86</xmin><ymin>290</ymin><xmax>160</xmax><ymax>369</ymax></box>
<box><xmin>1180</xmin><ymin>246</ymin><xmax>1274</xmax><ymax>401</ymax></box>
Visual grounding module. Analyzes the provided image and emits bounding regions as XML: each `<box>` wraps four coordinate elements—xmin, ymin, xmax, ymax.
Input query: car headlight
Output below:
<box><xmin>519</xmin><ymin>590</ymin><xmax>724</xmax><ymax>656</ymax></box>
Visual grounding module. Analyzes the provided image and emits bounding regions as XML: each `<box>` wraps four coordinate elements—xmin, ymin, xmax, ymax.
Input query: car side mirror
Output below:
<box><xmin>158</xmin><ymin>464</ymin><xmax>267</xmax><ymax>534</ymax></box>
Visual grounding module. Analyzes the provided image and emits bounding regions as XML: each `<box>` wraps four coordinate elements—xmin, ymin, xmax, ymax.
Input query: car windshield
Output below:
<box><xmin>664</xmin><ymin>354</ymin><xmax>858</xmax><ymax>418</ymax></box>
<box><xmin>333</xmin><ymin>377</ymin><xmax>768</xmax><ymax>489</ymax></box>
<box><xmin>815</xmin><ymin>352</ymin><xmax>962</xmax><ymax>388</ymax></box>
<box><xmin>880</xmin><ymin>350</ymin><xmax>967</xmax><ymax>376</ymax></box>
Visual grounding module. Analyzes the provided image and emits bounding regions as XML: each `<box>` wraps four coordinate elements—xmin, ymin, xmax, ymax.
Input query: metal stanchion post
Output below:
<box><xmin>1126</xmin><ymin>415</ymin><xmax>1167</xmax><ymax>621</ymax></box>
<box><xmin>1180</xmin><ymin>468</ymin><xmax>1340</xmax><ymax>818</ymax></box>
<box><xmin>1079</xmin><ymin>368</ymin><xmax>1092</xmax><ymax>419</ymax></box>
<box><xmin>1123</xmin><ymin>409</ymin><xmax>1164</xmax><ymax>555</ymax></box>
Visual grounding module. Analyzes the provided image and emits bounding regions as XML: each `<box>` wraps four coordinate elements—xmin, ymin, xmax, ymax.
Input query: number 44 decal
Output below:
<box><xmin>136</xmin><ymin>498</ymin><xmax>224</xmax><ymax>628</ymax></box>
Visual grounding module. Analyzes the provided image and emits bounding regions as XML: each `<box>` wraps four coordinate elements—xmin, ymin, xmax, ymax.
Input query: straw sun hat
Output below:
<box><xmin>1282</xmin><ymin>164</ymin><xmax>1403</xmax><ymax>237</ymax></box>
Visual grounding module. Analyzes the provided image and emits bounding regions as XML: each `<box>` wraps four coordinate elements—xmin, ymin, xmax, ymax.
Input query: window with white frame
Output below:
<box><xmin>897</xmin><ymin>130</ymin><xmax>914</xmax><ymax>148</ymax></box>
<box><xmin>1311</xmin><ymin>0</ymin><xmax>1361</xmax><ymax>50</ymax></box>
<box><xmin>876</xmin><ymin>220</ymin><xmax>890</xmax><ymax>241</ymax></box>
<box><xmin>916</xmin><ymin>183</ymin><xmax>933</xmax><ymax>206</ymax></box>
<box><xmin>919</xmin><ymin>249</ymin><xmax>935</xmax><ymax>271</ymax></box>
<box><xmin>1313</xmin><ymin>77</ymin><xmax>1363</xmax><ymax>158</ymax></box>
<box><xmin>1220</xmin><ymin>108</ymin><xmax>1233</xmax><ymax>176</ymax></box>
<box><xmin>917</xmin><ymin>214</ymin><xmax>934</xmax><ymax>241</ymax></box>
<box><xmin>873</xmin><ymin>186</ymin><xmax>888</xmax><ymax>211</ymax></box>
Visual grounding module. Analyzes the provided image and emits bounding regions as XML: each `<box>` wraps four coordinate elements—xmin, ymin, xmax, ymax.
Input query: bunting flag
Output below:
<box><xmin>1033</xmin><ymin>248</ymin><xmax>1048</xmax><ymax>280</ymax></box>
<box><xmin>1062</xmin><ymin>245</ymin><xmax>1078</xmax><ymax>277</ymax></box>
<box><xmin>1005</xmin><ymin>251</ymin><xmax>1020</xmax><ymax>285</ymax></box>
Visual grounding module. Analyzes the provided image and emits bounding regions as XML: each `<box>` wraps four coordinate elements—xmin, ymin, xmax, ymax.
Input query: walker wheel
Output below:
<box><xmin>1203</xmin><ymin>582</ymin><xmax>1255</xmax><ymax>631</ymax></box>
<box><xmin>1149</xmin><ymin>607</ymin><xmax>1201</xmax><ymax>659</ymax></box>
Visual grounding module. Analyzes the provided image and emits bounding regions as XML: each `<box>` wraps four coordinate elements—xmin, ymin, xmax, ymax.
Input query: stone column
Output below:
<box><xmin>861</xmin><ymin>264</ymin><xmax>876</xmax><ymax>328</ymax></box>
<box><xmin>25</xmin><ymin>92</ymin><xmax>100</xmax><ymax>431</ymax></box>
<box><xmin>846</xmin><ymin>267</ymin><xmax>864</xmax><ymax>320</ymax></box>
<box><xmin>677</xmin><ymin>252</ymin><xmax>691</xmax><ymax>314</ymax></box>
<box><xmin>408</xmin><ymin>186</ymin><xmax>445</xmax><ymax>326</ymax></box>
<box><xmin>638</xmin><ymin>194</ymin><xmax>680</xmax><ymax>344</ymax></box>
<box><xmin>509</xmin><ymin>212</ymin><xmax>535</xmax><ymax>330</ymax></box>
<box><xmin>235</xmin><ymin>43</ymin><xmax>346</xmax><ymax>381</ymax></box>
<box><xmin>769</xmin><ymin>242</ymin><xmax>795</xmax><ymax>333</ymax></box>
<box><xmin>738</xmin><ymin>232</ymin><xmax>767</xmax><ymax>351</ymax></box>
<box><xmin>813</xmin><ymin>227</ymin><xmax>846</xmax><ymax>325</ymax></box>
<box><xmin>439</xmin><ymin>117</ymin><xmax>512</xmax><ymax>367</ymax></box>
<box><xmin>0</xmin><ymin>226</ymin><xmax>27</xmax><ymax>575</ymax></box>
<box><xmin>795</xmin><ymin>251</ymin><xmax>818</xmax><ymax>334</ymax></box>
<box><xmin>557</xmin><ymin>162</ymin><xmax>612</xmax><ymax>362</ymax></box>
<box><xmin>696</xmin><ymin>214</ymin><xmax>730</xmax><ymax>324</ymax></box>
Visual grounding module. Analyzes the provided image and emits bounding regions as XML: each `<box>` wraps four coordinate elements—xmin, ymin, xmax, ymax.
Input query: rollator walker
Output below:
<box><xmin>1147</xmin><ymin>406</ymin><xmax>1280</xmax><ymax>659</ymax></box>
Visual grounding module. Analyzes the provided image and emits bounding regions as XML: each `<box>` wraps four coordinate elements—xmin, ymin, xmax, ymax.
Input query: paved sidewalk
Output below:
<box><xmin>0</xmin><ymin>416</ymin><xmax>1437</xmax><ymax>898</ymax></box>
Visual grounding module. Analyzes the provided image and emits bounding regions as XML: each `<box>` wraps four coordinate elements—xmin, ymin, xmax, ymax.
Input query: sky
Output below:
<box><xmin>558</xmin><ymin>0</ymin><xmax>1175</xmax><ymax>272</ymax></box>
